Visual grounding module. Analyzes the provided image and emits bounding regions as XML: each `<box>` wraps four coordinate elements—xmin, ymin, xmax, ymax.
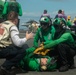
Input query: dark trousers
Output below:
<box><xmin>0</xmin><ymin>44</ymin><xmax>29</xmax><ymax>70</ymax></box>
<box><xmin>57</xmin><ymin>44</ymin><xmax>75</xmax><ymax>65</ymax></box>
<box><xmin>49</xmin><ymin>43</ymin><xmax>75</xmax><ymax>67</ymax></box>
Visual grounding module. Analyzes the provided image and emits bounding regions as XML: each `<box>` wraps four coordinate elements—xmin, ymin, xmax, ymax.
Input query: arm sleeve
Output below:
<box><xmin>3</xmin><ymin>2</ymin><xmax>8</xmax><ymax>15</ymax></box>
<box><xmin>44</xmin><ymin>33</ymin><xmax>72</xmax><ymax>49</ymax></box>
<box><xmin>33</xmin><ymin>28</ymin><xmax>40</xmax><ymax>48</ymax></box>
<box><xmin>10</xmin><ymin>26</ymin><xmax>27</xmax><ymax>47</ymax></box>
<box><xmin>18</xmin><ymin>3</ymin><xmax>22</xmax><ymax>16</ymax></box>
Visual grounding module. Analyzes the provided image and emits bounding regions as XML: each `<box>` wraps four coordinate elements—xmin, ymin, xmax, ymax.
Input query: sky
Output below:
<box><xmin>7</xmin><ymin>0</ymin><xmax>76</xmax><ymax>29</ymax></box>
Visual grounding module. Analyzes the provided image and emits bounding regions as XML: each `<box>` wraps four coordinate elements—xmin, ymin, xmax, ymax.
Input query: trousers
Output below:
<box><xmin>0</xmin><ymin>44</ymin><xmax>29</xmax><ymax>70</ymax></box>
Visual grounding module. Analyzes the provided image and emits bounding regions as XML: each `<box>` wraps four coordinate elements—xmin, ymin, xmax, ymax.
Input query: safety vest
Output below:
<box><xmin>0</xmin><ymin>21</ymin><xmax>15</xmax><ymax>47</ymax></box>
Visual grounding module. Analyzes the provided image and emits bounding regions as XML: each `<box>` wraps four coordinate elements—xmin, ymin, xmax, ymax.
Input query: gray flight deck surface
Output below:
<box><xmin>0</xmin><ymin>32</ymin><xmax>76</xmax><ymax>75</ymax></box>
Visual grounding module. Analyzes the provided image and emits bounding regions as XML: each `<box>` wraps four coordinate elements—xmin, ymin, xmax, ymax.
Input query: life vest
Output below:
<box><xmin>0</xmin><ymin>21</ymin><xmax>15</xmax><ymax>47</ymax></box>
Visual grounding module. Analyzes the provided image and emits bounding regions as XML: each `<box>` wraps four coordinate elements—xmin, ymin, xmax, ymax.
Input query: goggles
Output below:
<box><xmin>40</xmin><ymin>22</ymin><xmax>49</xmax><ymax>26</ymax></box>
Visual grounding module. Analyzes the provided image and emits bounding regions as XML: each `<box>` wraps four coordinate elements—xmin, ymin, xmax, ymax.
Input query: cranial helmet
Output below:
<box><xmin>40</xmin><ymin>16</ymin><xmax>52</xmax><ymax>26</ymax></box>
<box><xmin>53</xmin><ymin>18</ymin><xmax>66</xmax><ymax>28</ymax></box>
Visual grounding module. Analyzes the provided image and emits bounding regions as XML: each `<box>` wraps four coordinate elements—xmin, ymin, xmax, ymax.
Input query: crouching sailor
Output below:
<box><xmin>0</xmin><ymin>11</ymin><xmax>33</xmax><ymax>75</ymax></box>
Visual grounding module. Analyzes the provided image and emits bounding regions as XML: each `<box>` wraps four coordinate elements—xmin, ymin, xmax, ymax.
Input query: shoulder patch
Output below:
<box><xmin>0</xmin><ymin>24</ymin><xmax>4</xmax><ymax>35</ymax></box>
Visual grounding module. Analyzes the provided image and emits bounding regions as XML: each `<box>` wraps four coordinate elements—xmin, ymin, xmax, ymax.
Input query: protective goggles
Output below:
<box><xmin>40</xmin><ymin>22</ymin><xmax>49</xmax><ymax>26</ymax></box>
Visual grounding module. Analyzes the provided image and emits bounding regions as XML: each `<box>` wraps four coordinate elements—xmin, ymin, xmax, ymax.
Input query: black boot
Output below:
<box><xmin>59</xmin><ymin>65</ymin><xmax>69</xmax><ymax>72</ymax></box>
<box><xmin>0</xmin><ymin>66</ymin><xmax>16</xmax><ymax>75</ymax></box>
<box><xmin>68</xmin><ymin>58</ymin><xmax>75</xmax><ymax>69</ymax></box>
<box><xmin>69</xmin><ymin>64</ymin><xmax>75</xmax><ymax>69</ymax></box>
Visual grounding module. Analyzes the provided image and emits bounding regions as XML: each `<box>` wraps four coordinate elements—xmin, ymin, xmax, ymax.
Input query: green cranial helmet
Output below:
<box><xmin>53</xmin><ymin>18</ymin><xmax>66</xmax><ymax>26</ymax></box>
<box><xmin>40</xmin><ymin>16</ymin><xmax>52</xmax><ymax>26</ymax></box>
<box><xmin>40</xmin><ymin>16</ymin><xmax>50</xmax><ymax>23</ymax></box>
<box><xmin>53</xmin><ymin>18</ymin><xmax>61</xmax><ymax>25</ymax></box>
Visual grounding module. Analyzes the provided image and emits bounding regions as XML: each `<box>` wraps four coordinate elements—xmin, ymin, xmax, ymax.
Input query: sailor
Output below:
<box><xmin>0</xmin><ymin>11</ymin><xmax>33</xmax><ymax>75</ymax></box>
<box><xmin>25</xmin><ymin>16</ymin><xmax>55</xmax><ymax>54</ymax></box>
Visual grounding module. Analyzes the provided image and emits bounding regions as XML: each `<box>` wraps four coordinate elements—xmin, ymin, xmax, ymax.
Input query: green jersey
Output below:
<box><xmin>34</xmin><ymin>26</ymin><xmax>55</xmax><ymax>48</ymax></box>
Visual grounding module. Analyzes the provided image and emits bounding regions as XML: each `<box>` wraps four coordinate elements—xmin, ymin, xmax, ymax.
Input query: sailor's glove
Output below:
<box><xmin>39</xmin><ymin>42</ymin><xmax>44</xmax><ymax>47</ymax></box>
<box><xmin>41</xmin><ymin>49</ymin><xmax>50</xmax><ymax>56</ymax></box>
<box><xmin>34</xmin><ymin>46</ymin><xmax>44</xmax><ymax>54</ymax></box>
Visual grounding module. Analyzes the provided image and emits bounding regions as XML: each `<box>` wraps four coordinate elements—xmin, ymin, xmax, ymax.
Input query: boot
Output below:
<box><xmin>68</xmin><ymin>58</ymin><xmax>75</xmax><ymax>69</ymax></box>
<box><xmin>0</xmin><ymin>66</ymin><xmax>16</xmax><ymax>75</ymax></box>
<box><xmin>59</xmin><ymin>65</ymin><xmax>69</xmax><ymax>72</ymax></box>
<box><xmin>69</xmin><ymin>62</ymin><xmax>75</xmax><ymax>69</ymax></box>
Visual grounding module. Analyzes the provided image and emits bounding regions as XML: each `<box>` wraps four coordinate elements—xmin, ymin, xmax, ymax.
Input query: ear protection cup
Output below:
<box><xmin>49</xmin><ymin>19</ymin><xmax>52</xmax><ymax>26</ymax></box>
<box><xmin>61</xmin><ymin>18</ymin><xmax>67</xmax><ymax>29</ymax></box>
